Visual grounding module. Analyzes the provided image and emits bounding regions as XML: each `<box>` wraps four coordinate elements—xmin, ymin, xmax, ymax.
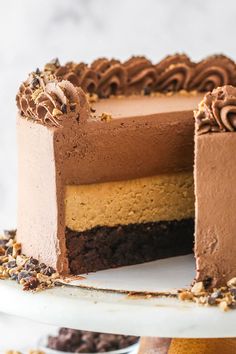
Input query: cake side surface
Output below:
<box><xmin>17</xmin><ymin>117</ymin><xmax>61</xmax><ymax>270</ymax></box>
<box><xmin>195</xmin><ymin>85</ymin><xmax>236</xmax><ymax>286</ymax></box>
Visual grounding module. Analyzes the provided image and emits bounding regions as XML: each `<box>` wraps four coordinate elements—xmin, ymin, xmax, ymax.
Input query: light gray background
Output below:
<box><xmin>0</xmin><ymin>0</ymin><xmax>235</xmax><ymax>349</ymax></box>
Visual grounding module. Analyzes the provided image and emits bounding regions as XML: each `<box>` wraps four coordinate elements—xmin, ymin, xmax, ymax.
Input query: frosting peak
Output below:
<box><xmin>195</xmin><ymin>85</ymin><xmax>236</xmax><ymax>134</ymax></box>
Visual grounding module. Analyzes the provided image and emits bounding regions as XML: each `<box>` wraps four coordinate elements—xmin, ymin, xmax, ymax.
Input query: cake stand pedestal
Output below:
<box><xmin>0</xmin><ymin>255</ymin><xmax>236</xmax><ymax>338</ymax></box>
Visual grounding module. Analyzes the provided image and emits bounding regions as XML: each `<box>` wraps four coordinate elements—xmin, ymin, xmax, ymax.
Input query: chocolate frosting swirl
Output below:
<box><xmin>45</xmin><ymin>61</ymin><xmax>98</xmax><ymax>95</ymax></box>
<box><xmin>189</xmin><ymin>55</ymin><xmax>236</xmax><ymax>92</ymax></box>
<box><xmin>124</xmin><ymin>56</ymin><xmax>156</xmax><ymax>94</ymax></box>
<box><xmin>16</xmin><ymin>73</ymin><xmax>83</xmax><ymax>127</ymax></box>
<box><xmin>17</xmin><ymin>54</ymin><xmax>236</xmax><ymax>127</ymax></box>
<box><xmin>195</xmin><ymin>85</ymin><xmax>236</xmax><ymax>134</ymax></box>
<box><xmin>155</xmin><ymin>54</ymin><xmax>194</xmax><ymax>92</ymax></box>
<box><xmin>91</xmin><ymin>58</ymin><xmax>127</xmax><ymax>98</ymax></box>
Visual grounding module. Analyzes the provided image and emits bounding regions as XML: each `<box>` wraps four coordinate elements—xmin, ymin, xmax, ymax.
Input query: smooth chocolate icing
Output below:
<box><xmin>195</xmin><ymin>85</ymin><xmax>236</xmax><ymax>134</ymax></box>
<box><xmin>16</xmin><ymin>54</ymin><xmax>236</xmax><ymax>121</ymax></box>
<box><xmin>195</xmin><ymin>132</ymin><xmax>236</xmax><ymax>286</ymax></box>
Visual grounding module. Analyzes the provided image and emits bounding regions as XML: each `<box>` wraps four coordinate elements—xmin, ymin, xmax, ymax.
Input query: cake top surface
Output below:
<box><xmin>93</xmin><ymin>92</ymin><xmax>202</xmax><ymax>120</ymax></box>
<box><xmin>195</xmin><ymin>85</ymin><xmax>236</xmax><ymax>134</ymax></box>
<box><xmin>16</xmin><ymin>54</ymin><xmax>236</xmax><ymax>128</ymax></box>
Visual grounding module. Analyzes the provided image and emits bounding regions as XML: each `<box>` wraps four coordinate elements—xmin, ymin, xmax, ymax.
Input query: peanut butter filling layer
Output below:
<box><xmin>65</xmin><ymin>172</ymin><xmax>194</xmax><ymax>232</ymax></box>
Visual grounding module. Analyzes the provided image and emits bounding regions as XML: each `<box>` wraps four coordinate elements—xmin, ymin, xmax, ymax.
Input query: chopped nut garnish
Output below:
<box><xmin>0</xmin><ymin>230</ymin><xmax>59</xmax><ymax>291</ymax></box>
<box><xmin>178</xmin><ymin>291</ymin><xmax>193</xmax><ymax>301</ymax></box>
<box><xmin>31</xmin><ymin>87</ymin><xmax>43</xmax><ymax>102</ymax></box>
<box><xmin>100</xmin><ymin>112</ymin><xmax>112</xmax><ymax>122</ymax></box>
<box><xmin>191</xmin><ymin>281</ymin><xmax>205</xmax><ymax>294</ymax></box>
<box><xmin>52</xmin><ymin>108</ymin><xmax>63</xmax><ymax>117</ymax></box>
<box><xmin>219</xmin><ymin>301</ymin><xmax>229</xmax><ymax>312</ymax></box>
<box><xmin>227</xmin><ymin>277</ymin><xmax>236</xmax><ymax>287</ymax></box>
<box><xmin>87</xmin><ymin>93</ymin><xmax>98</xmax><ymax>103</ymax></box>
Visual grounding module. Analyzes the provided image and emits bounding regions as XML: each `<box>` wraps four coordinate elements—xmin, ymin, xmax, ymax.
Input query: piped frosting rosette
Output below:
<box><xmin>16</xmin><ymin>73</ymin><xmax>84</xmax><ymax>127</ymax></box>
<box><xmin>124</xmin><ymin>56</ymin><xmax>157</xmax><ymax>94</ymax></box>
<box><xmin>195</xmin><ymin>85</ymin><xmax>236</xmax><ymax>134</ymax></box>
<box><xmin>189</xmin><ymin>55</ymin><xmax>236</xmax><ymax>92</ymax></box>
<box><xmin>155</xmin><ymin>54</ymin><xmax>194</xmax><ymax>92</ymax></box>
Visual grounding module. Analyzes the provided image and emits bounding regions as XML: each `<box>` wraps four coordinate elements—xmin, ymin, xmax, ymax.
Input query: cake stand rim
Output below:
<box><xmin>0</xmin><ymin>279</ymin><xmax>235</xmax><ymax>338</ymax></box>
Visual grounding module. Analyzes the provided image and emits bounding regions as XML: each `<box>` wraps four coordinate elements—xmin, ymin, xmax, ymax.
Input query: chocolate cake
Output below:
<box><xmin>16</xmin><ymin>54</ymin><xmax>236</xmax><ymax>281</ymax></box>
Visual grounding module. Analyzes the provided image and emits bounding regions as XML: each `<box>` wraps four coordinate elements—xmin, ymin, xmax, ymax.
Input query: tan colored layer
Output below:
<box><xmin>65</xmin><ymin>172</ymin><xmax>194</xmax><ymax>232</ymax></box>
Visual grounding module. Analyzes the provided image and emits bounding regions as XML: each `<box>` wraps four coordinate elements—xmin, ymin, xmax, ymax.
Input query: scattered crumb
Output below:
<box><xmin>1</xmin><ymin>231</ymin><xmax>236</xmax><ymax>311</ymax></box>
<box><xmin>87</xmin><ymin>93</ymin><xmax>98</xmax><ymax>103</ymax></box>
<box><xmin>178</xmin><ymin>279</ymin><xmax>236</xmax><ymax>311</ymax></box>
<box><xmin>191</xmin><ymin>281</ymin><xmax>205</xmax><ymax>295</ymax></box>
<box><xmin>0</xmin><ymin>230</ymin><xmax>59</xmax><ymax>292</ymax></box>
<box><xmin>100</xmin><ymin>112</ymin><xmax>112</xmax><ymax>122</ymax></box>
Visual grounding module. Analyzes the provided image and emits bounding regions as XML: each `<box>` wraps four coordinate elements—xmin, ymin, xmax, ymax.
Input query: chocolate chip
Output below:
<box><xmin>18</xmin><ymin>270</ymin><xmax>31</xmax><ymax>282</ymax></box>
<box><xmin>0</xmin><ymin>239</ymin><xmax>7</xmax><ymax>247</ymax></box>
<box><xmin>42</xmin><ymin>266</ymin><xmax>56</xmax><ymax>276</ymax></box>
<box><xmin>4</xmin><ymin>230</ymin><xmax>16</xmax><ymax>240</ymax></box>
<box><xmin>203</xmin><ymin>276</ymin><xmax>212</xmax><ymax>289</ymax></box>
<box><xmin>6</xmin><ymin>260</ymin><xmax>17</xmax><ymax>269</ymax></box>
<box><xmin>143</xmin><ymin>87</ymin><xmax>151</xmax><ymax>95</ymax></box>
<box><xmin>207</xmin><ymin>295</ymin><xmax>217</xmax><ymax>305</ymax></box>
<box><xmin>35</xmin><ymin>68</ymin><xmax>41</xmax><ymax>75</ymax></box>
<box><xmin>50</xmin><ymin>58</ymin><xmax>60</xmax><ymax>67</ymax></box>
<box><xmin>47</xmin><ymin>328</ymin><xmax>138</xmax><ymax>353</ymax></box>
<box><xmin>229</xmin><ymin>302</ymin><xmax>236</xmax><ymax>309</ymax></box>
<box><xmin>10</xmin><ymin>273</ymin><xmax>18</xmax><ymax>281</ymax></box>
<box><xmin>61</xmin><ymin>104</ymin><xmax>67</xmax><ymax>114</ymax></box>
<box><xmin>30</xmin><ymin>77</ymin><xmax>40</xmax><ymax>89</ymax></box>
<box><xmin>29</xmin><ymin>257</ymin><xmax>39</xmax><ymax>266</ymax></box>
<box><xmin>230</xmin><ymin>288</ymin><xmax>236</xmax><ymax>299</ymax></box>
<box><xmin>23</xmin><ymin>276</ymin><xmax>39</xmax><ymax>290</ymax></box>
<box><xmin>6</xmin><ymin>246</ymin><xmax>13</xmax><ymax>255</ymax></box>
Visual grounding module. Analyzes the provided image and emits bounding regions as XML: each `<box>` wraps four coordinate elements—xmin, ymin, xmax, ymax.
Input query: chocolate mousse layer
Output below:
<box><xmin>66</xmin><ymin>219</ymin><xmax>194</xmax><ymax>274</ymax></box>
<box><xmin>195</xmin><ymin>86</ymin><xmax>236</xmax><ymax>286</ymax></box>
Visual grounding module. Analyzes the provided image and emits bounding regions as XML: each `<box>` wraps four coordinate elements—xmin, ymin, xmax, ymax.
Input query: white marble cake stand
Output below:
<box><xmin>0</xmin><ymin>254</ymin><xmax>235</xmax><ymax>338</ymax></box>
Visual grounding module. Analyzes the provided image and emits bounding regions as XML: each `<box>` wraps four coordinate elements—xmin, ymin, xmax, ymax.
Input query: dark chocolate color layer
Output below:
<box><xmin>47</xmin><ymin>328</ymin><xmax>138</xmax><ymax>353</ymax></box>
<box><xmin>66</xmin><ymin>219</ymin><xmax>194</xmax><ymax>274</ymax></box>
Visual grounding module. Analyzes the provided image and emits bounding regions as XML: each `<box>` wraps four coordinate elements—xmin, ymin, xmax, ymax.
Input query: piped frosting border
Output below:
<box><xmin>16</xmin><ymin>54</ymin><xmax>236</xmax><ymax>127</ymax></box>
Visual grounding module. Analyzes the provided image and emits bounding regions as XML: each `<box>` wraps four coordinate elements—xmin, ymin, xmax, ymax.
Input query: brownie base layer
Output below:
<box><xmin>66</xmin><ymin>218</ymin><xmax>194</xmax><ymax>274</ymax></box>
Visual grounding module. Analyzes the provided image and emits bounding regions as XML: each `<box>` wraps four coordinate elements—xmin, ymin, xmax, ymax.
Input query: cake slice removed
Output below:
<box><xmin>194</xmin><ymin>85</ymin><xmax>236</xmax><ymax>287</ymax></box>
